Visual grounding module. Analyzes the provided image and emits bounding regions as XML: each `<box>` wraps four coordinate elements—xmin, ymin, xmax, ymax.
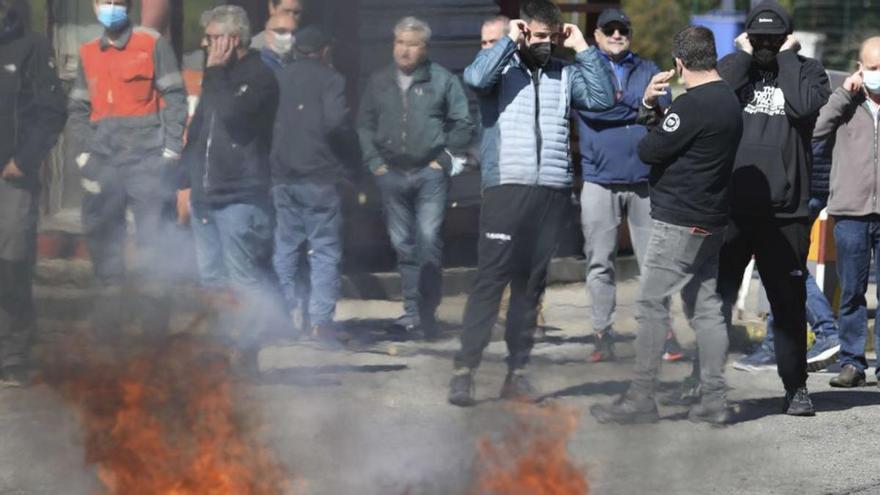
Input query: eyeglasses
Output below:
<box><xmin>601</xmin><ymin>26</ymin><xmax>630</xmax><ymax>37</ymax></box>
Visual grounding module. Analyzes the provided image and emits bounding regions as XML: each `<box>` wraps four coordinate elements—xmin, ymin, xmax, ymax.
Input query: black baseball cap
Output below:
<box><xmin>745</xmin><ymin>0</ymin><xmax>792</xmax><ymax>35</ymax></box>
<box><xmin>295</xmin><ymin>26</ymin><xmax>332</xmax><ymax>54</ymax></box>
<box><xmin>597</xmin><ymin>9</ymin><xmax>631</xmax><ymax>30</ymax></box>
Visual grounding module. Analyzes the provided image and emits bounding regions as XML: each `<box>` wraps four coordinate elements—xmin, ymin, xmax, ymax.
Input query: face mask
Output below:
<box><xmin>753</xmin><ymin>47</ymin><xmax>778</xmax><ymax>66</ymax></box>
<box><xmin>271</xmin><ymin>32</ymin><xmax>293</xmax><ymax>55</ymax></box>
<box><xmin>527</xmin><ymin>42</ymin><xmax>554</xmax><ymax>67</ymax></box>
<box><xmin>97</xmin><ymin>4</ymin><xmax>128</xmax><ymax>31</ymax></box>
<box><xmin>863</xmin><ymin>70</ymin><xmax>880</xmax><ymax>94</ymax></box>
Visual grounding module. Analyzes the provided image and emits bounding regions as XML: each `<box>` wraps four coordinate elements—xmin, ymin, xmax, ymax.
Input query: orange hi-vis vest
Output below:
<box><xmin>79</xmin><ymin>29</ymin><xmax>164</xmax><ymax>122</ymax></box>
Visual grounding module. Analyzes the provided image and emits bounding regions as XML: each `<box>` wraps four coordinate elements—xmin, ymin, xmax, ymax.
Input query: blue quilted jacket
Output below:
<box><xmin>464</xmin><ymin>37</ymin><xmax>616</xmax><ymax>190</ymax></box>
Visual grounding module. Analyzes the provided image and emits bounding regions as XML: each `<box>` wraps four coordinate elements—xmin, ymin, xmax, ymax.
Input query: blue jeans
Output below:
<box><xmin>272</xmin><ymin>182</ymin><xmax>342</xmax><ymax>326</ymax></box>
<box><xmin>763</xmin><ymin>196</ymin><xmax>838</xmax><ymax>347</ymax></box>
<box><xmin>190</xmin><ymin>201</ymin><xmax>274</xmax><ymax>290</ymax></box>
<box><xmin>376</xmin><ymin>166</ymin><xmax>448</xmax><ymax>322</ymax></box>
<box><xmin>833</xmin><ymin>215</ymin><xmax>880</xmax><ymax>375</ymax></box>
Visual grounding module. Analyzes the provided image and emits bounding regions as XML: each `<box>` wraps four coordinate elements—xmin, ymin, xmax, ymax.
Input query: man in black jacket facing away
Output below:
<box><xmin>0</xmin><ymin>0</ymin><xmax>67</xmax><ymax>387</ymax></box>
<box><xmin>182</xmin><ymin>6</ymin><xmax>279</xmax><ymax>352</ymax></box>
<box><xmin>271</xmin><ymin>27</ymin><xmax>358</xmax><ymax>340</ymax></box>
<box><xmin>716</xmin><ymin>0</ymin><xmax>830</xmax><ymax>415</ymax></box>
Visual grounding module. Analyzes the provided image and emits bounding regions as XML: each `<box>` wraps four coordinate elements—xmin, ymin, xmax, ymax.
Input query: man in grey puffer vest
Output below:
<box><xmin>448</xmin><ymin>0</ymin><xmax>615</xmax><ymax>406</ymax></box>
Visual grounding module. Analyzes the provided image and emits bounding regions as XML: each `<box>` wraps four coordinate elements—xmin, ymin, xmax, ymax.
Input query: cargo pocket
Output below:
<box><xmin>731</xmin><ymin>143</ymin><xmax>791</xmax><ymax>214</ymax></box>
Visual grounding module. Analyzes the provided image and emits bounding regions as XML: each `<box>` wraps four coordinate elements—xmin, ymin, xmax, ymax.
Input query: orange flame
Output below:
<box><xmin>470</xmin><ymin>403</ymin><xmax>588</xmax><ymax>495</ymax></box>
<box><xmin>43</xmin><ymin>333</ymin><xmax>291</xmax><ymax>495</ymax></box>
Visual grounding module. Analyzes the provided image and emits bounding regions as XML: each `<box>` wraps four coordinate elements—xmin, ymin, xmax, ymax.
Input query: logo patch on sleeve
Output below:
<box><xmin>662</xmin><ymin>113</ymin><xmax>681</xmax><ymax>132</ymax></box>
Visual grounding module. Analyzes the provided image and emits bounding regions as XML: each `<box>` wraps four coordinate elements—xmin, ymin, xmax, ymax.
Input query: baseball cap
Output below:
<box><xmin>746</xmin><ymin>10</ymin><xmax>786</xmax><ymax>34</ymax></box>
<box><xmin>295</xmin><ymin>25</ymin><xmax>332</xmax><ymax>54</ymax></box>
<box><xmin>597</xmin><ymin>9</ymin><xmax>631</xmax><ymax>30</ymax></box>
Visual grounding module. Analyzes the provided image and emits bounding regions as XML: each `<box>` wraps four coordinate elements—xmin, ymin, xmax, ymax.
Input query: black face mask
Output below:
<box><xmin>753</xmin><ymin>47</ymin><xmax>778</xmax><ymax>66</ymax></box>
<box><xmin>527</xmin><ymin>42</ymin><xmax>555</xmax><ymax>67</ymax></box>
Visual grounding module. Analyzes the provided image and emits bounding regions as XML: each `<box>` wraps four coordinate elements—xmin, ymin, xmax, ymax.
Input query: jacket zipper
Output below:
<box><xmin>533</xmin><ymin>68</ymin><xmax>542</xmax><ymax>182</ymax></box>
<box><xmin>874</xmin><ymin>108</ymin><xmax>879</xmax><ymax>210</ymax></box>
<box><xmin>203</xmin><ymin>112</ymin><xmax>216</xmax><ymax>192</ymax></box>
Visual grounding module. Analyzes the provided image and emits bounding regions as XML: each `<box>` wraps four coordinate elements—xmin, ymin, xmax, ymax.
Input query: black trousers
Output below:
<box><xmin>455</xmin><ymin>184</ymin><xmax>569</xmax><ymax>370</ymax></box>
<box><xmin>717</xmin><ymin>215</ymin><xmax>810</xmax><ymax>392</ymax></box>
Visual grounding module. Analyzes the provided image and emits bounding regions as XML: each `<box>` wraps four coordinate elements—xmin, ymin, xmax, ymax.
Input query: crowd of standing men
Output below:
<box><xmin>1</xmin><ymin>0</ymin><xmax>880</xmax><ymax>426</ymax></box>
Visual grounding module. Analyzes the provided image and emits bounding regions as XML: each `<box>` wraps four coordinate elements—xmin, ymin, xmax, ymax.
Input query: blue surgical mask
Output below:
<box><xmin>864</xmin><ymin>70</ymin><xmax>880</xmax><ymax>94</ymax></box>
<box><xmin>97</xmin><ymin>4</ymin><xmax>128</xmax><ymax>31</ymax></box>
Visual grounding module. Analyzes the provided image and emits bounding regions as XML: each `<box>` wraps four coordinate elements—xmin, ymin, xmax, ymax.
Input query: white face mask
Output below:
<box><xmin>271</xmin><ymin>32</ymin><xmax>294</xmax><ymax>55</ymax></box>
<box><xmin>863</xmin><ymin>69</ymin><xmax>880</xmax><ymax>94</ymax></box>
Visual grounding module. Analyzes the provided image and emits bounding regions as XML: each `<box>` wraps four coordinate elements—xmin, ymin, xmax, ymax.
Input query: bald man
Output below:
<box><xmin>813</xmin><ymin>36</ymin><xmax>880</xmax><ymax>389</ymax></box>
<box><xmin>480</xmin><ymin>15</ymin><xmax>509</xmax><ymax>49</ymax></box>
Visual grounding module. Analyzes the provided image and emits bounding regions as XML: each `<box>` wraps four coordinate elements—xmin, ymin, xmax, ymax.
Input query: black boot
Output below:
<box><xmin>590</xmin><ymin>388</ymin><xmax>659</xmax><ymax>424</ymax></box>
<box><xmin>783</xmin><ymin>387</ymin><xmax>816</xmax><ymax>416</ymax></box>
<box><xmin>448</xmin><ymin>368</ymin><xmax>476</xmax><ymax>407</ymax></box>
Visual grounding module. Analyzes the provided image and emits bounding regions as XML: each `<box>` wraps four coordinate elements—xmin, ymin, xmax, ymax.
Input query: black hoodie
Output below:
<box><xmin>718</xmin><ymin>0</ymin><xmax>830</xmax><ymax>219</ymax></box>
<box><xmin>0</xmin><ymin>7</ymin><xmax>67</xmax><ymax>189</ymax></box>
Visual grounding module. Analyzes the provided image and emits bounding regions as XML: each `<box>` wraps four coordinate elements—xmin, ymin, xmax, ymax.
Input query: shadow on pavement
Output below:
<box><xmin>726</xmin><ymin>389</ymin><xmax>880</xmax><ymax>424</ymax></box>
<box><xmin>260</xmin><ymin>364</ymin><xmax>409</xmax><ymax>386</ymax></box>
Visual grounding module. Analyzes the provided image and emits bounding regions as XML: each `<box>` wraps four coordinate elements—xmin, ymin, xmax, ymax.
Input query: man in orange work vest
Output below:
<box><xmin>68</xmin><ymin>0</ymin><xmax>188</xmax><ymax>334</ymax></box>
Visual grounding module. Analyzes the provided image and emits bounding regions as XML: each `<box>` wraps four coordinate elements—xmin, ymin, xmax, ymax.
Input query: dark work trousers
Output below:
<box><xmin>0</xmin><ymin>179</ymin><xmax>38</xmax><ymax>369</ymax></box>
<box><xmin>717</xmin><ymin>215</ymin><xmax>810</xmax><ymax>392</ymax></box>
<box><xmin>455</xmin><ymin>184</ymin><xmax>569</xmax><ymax>371</ymax></box>
<box><xmin>81</xmin><ymin>155</ymin><xmax>177</xmax><ymax>334</ymax></box>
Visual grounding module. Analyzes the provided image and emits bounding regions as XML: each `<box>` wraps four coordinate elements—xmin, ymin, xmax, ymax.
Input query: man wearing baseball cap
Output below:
<box><xmin>574</xmin><ymin>8</ymin><xmax>684</xmax><ymax>364</ymax></box>
<box><xmin>711</xmin><ymin>0</ymin><xmax>830</xmax><ymax>416</ymax></box>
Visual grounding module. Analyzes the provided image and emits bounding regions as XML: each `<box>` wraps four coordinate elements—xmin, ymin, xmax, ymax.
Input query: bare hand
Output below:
<box><xmin>562</xmin><ymin>23</ymin><xmax>588</xmax><ymax>53</ymax></box>
<box><xmin>373</xmin><ymin>164</ymin><xmax>389</xmax><ymax>176</ymax></box>
<box><xmin>643</xmin><ymin>70</ymin><xmax>675</xmax><ymax>107</ymax></box>
<box><xmin>206</xmin><ymin>35</ymin><xmax>236</xmax><ymax>68</ymax></box>
<box><xmin>1</xmin><ymin>159</ymin><xmax>24</xmax><ymax>180</ymax></box>
<box><xmin>735</xmin><ymin>33</ymin><xmax>753</xmax><ymax>55</ymax></box>
<box><xmin>508</xmin><ymin>20</ymin><xmax>527</xmax><ymax>45</ymax></box>
<box><xmin>843</xmin><ymin>70</ymin><xmax>864</xmax><ymax>94</ymax></box>
<box><xmin>780</xmin><ymin>34</ymin><xmax>800</xmax><ymax>53</ymax></box>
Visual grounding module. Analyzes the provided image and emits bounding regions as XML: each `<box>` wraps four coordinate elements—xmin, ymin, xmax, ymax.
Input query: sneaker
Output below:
<box><xmin>807</xmin><ymin>334</ymin><xmax>840</xmax><ymax>372</ymax></box>
<box><xmin>589</xmin><ymin>332</ymin><xmax>616</xmax><ymax>363</ymax></box>
<box><xmin>590</xmin><ymin>392</ymin><xmax>659</xmax><ymax>425</ymax></box>
<box><xmin>663</xmin><ymin>332</ymin><xmax>685</xmax><ymax>362</ymax></box>
<box><xmin>783</xmin><ymin>387</ymin><xmax>816</xmax><ymax>416</ymax></box>
<box><xmin>0</xmin><ymin>366</ymin><xmax>29</xmax><ymax>388</ymax></box>
<box><xmin>829</xmin><ymin>364</ymin><xmax>867</xmax><ymax>388</ymax></box>
<box><xmin>732</xmin><ymin>346</ymin><xmax>777</xmax><ymax>372</ymax></box>
<box><xmin>688</xmin><ymin>394</ymin><xmax>731</xmax><ymax>426</ymax></box>
<box><xmin>499</xmin><ymin>369</ymin><xmax>539</xmax><ymax>403</ymax></box>
<box><xmin>659</xmin><ymin>377</ymin><xmax>702</xmax><ymax>406</ymax></box>
<box><xmin>448</xmin><ymin>368</ymin><xmax>476</xmax><ymax>407</ymax></box>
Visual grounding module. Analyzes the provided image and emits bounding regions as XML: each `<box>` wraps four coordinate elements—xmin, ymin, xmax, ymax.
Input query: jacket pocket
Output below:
<box><xmin>731</xmin><ymin>143</ymin><xmax>791</xmax><ymax>213</ymax></box>
<box><xmin>120</xmin><ymin>60</ymin><xmax>154</xmax><ymax>103</ymax></box>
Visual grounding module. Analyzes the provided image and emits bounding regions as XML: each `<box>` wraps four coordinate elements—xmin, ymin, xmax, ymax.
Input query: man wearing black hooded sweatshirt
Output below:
<box><xmin>716</xmin><ymin>0</ymin><xmax>830</xmax><ymax>416</ymax></box>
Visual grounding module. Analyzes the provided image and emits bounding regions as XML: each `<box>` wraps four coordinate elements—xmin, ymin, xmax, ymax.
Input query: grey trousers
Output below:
<box><xmin>0</xmin><ymin>179</ymin><xmax>38</xmax><ymax>369</ymax></box>
<box><xmin>580</xmin><ymin>181</ymin><xmax>654</xmax><ymax>333</ymax></box>
<box><xmin>632</xmin><ymin>220</ymin><xmax>728</xmax><ymax>398</ymax></box>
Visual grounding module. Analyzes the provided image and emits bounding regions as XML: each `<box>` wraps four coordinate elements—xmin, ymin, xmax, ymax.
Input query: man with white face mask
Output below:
<box><xmin>813</xmin><ymin>36</ymin><xmax>880</xmax><ymax>389</ymax></box>
<box><xmin>260</xmin><ymin>13</ymin><xmax>296</xmax><ymax>74</ymax></box>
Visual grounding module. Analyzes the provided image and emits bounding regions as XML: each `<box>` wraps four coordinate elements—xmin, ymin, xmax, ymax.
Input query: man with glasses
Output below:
<box><xmin>713</xmin><ymin>0</ymin><xmax>830</xmax><ymax>416</ymax></box>
<box><xmin>251</xmin><ymin>0</ymin><xmax>303</xmax><ymax>50</ymax></box>
<box><xmin>574</xmin><ymin>8</ymin><xmax>683</xmax><ymax>364</ymax></box>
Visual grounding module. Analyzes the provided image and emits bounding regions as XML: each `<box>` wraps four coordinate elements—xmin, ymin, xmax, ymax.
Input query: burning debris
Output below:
<box><xmin>470</xmin><ymin>404</ymin><xmax>589</xmax><ymax>495</ymax></box>
<box><xmin>41</xmin><ymin>332</ymin><xmax>292</xmax><ymax>495</ymax></box>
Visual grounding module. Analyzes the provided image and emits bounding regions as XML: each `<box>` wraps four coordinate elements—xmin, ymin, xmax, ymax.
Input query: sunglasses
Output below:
<box><xmin>601</xmin><ymin>25</ymin><xmax>630</xmax><ymax>37</ymax></box>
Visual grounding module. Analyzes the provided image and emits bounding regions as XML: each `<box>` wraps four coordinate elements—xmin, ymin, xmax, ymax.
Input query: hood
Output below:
<box><xmin>745</xmin><ymin>0</ymin><xmax>793</xmax><ymax>35</ymax></box>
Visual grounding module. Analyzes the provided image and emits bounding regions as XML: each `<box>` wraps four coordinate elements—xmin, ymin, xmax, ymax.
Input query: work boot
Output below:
<box><xmin>448</xmin><ymin>368</ymin><xmax>476</xmax><ymax>407</ymax></box>
<box><xmin>499</xmin><ymin>369</ymin><xmax>539</xmax><ymax>403</ymax></box>
<box><xmin>829</xmin><ymin>364</ymin><xmax>867</xmax><ymax>388</ymax></box>
<box><xmin>0</xmin><ymin>366</ymin><xmax>29</xmax><ymax>388</ymax></box>
<box><xmin>659</xmin><ymin>376</ymin><xmax>702</xmax><ymax>406</ymax></box>
<box><xmin>590</xmin><ymin>389</ymin><xmax>659</xmax><ymax>424</ymax></box>
<box><xmin>688</xmin><ymin>393</ymin><xmax>731</xmax><ymax>426</ymax></box>
<box><xmin>783</xmin><ymin>387</ymin><xmax>816</xmax><ymax>416</ymax></box>
<box><xmin>588</xmin><ymin>331</ymin><xmax>616</xmax><ymax>362</ymax></box>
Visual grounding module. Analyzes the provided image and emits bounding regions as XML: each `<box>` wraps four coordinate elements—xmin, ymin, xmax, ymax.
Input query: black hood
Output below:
<box><xmin>745</xmin><ymin>0</ymin><xmax>793</xmax><ymax>35</ymax></box>
<box><xmin>0</xmin><ymin>6</ymin><xmax>23</xmax><ymax>44</ymax></box>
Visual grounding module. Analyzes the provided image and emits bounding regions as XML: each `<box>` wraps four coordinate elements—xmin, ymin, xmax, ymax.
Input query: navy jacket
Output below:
<box><xmin>576</xmin><ymin>52</ymin><xmax>671</xmax><ymax>185</ymax></box>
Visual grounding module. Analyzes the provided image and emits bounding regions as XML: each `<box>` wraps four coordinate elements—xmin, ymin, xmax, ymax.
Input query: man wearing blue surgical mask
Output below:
<box><xmin>68</xmin><ymin>0</ymin><xmax>188</xmax><ymax>336</ymax></box>
<box><xmin>813</xmin><ymin>37</ymin><xmax>880</xmax><ymax>389</ymax></box>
